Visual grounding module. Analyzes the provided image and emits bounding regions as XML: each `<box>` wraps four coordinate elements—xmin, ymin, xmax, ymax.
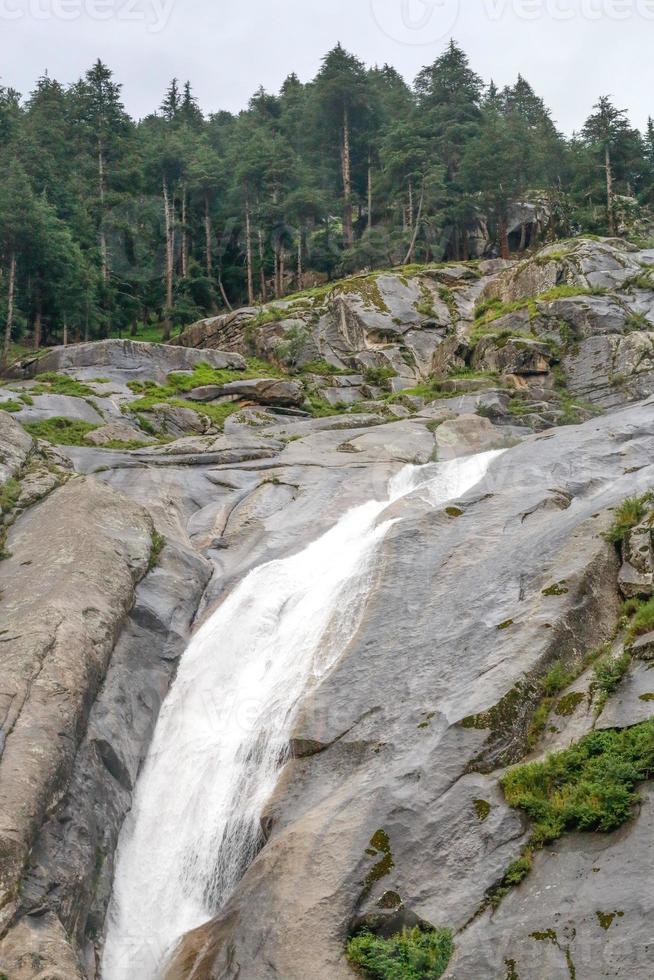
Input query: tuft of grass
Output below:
<box><xmin>604</xmin><ymin>493</ymin><xmax>653</xmax><ymax>545</ymax></box>
<box><xmin>626</xmin><ymin>598</ymin><xmax>654</xmax><ymax>643</ymax></box>
<box><xmin>148</xmin><ymin>529</ymin><xmax>166</xmax><ymax>571</ymax></box>
<box><xmin>23</xmin><ymin>417</ymin><xmax>99</xmax><ymax>446</ymax></box>
<box><xmin>0</xmin><ymin>399</ymin><xmax>23</xmax><ymax>413</ymax></box>
<box><xmin>0</xmin><ymin>477</ymin><xmax>21</xmax><ymax>515</ymax></box>
<box><xmin>346</xmin><ymin>926</ymin><xmax>454</xmax><ymax>980</ymax></box>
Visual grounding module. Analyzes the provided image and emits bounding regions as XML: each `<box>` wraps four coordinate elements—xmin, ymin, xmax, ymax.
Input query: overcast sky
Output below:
<box><xmin>1</xmin><ymin>0</ymin><xmax>652</xmax><ymax>133</ymax></box>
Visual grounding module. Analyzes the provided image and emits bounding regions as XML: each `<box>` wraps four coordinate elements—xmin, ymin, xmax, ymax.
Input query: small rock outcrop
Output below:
<box><xmin>9</xmin><ymin>339</ymin><xmax>246</xmax><ymax>384</ymax></box>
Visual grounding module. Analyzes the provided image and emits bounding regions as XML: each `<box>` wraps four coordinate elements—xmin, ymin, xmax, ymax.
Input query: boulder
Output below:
<box><xmin>0</xmin><ymin>410</ymin><xmax>32</xmax><ymax>486</ymax></box>
<box><xmin>13</xmin><ymin>340</ymin><xmax>246</xmax><ymax>385</ymax></box>
<box><xmin>187</xmin><ymin>378</ymin><xmax>304</xmax><ymax>408</ymax></box>
<box><xmin>149</xmin><ymin>404</ymin><xmax>216</xmax><ymax>437</ymax></box>
<box><xmin>83</xmin><ymin>420</ymin><xmax>152</xmax><ymax>447</ymax></box>
<box><xmin>472</xmin><ymin>336</ymin><xmax>553</xmax><ymax>376</ymax></box>
<box><xmin>435</xmin><ymin>413</ymin><xmax>523</xmax><ymax>459</ymax></box>
<box><xmin>618</xmin><ymin>519</ymin><xmax>654</xmax><ymax>597</ymax></box>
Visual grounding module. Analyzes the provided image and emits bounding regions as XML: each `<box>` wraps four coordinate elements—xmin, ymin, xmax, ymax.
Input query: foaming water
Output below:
<box><xmin>101</xmin><ymin>450</ymin><xmax>502</xmax><ymax>980</ymax></box>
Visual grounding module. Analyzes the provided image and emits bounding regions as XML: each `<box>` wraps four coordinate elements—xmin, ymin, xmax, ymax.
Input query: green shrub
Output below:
<box><xmin>502</xmin><ymin>721</ymin><xmax>654</xmax><ymax>846</ymax></box>
<box><xmin>346</xmin><ymin>927</ymin><xmax>454</xmax><ymax>980</ymax></box>
<box><xmin>592</xmin><ymin>652</ymin><xmax>631</xmax><ymax>708</ymax></box>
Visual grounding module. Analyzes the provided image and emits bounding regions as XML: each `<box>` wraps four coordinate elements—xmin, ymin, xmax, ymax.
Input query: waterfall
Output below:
<box><xmin>101</xmin><ymin>451</ymin><xmax>502</xmax><ymax>980</ymax></box>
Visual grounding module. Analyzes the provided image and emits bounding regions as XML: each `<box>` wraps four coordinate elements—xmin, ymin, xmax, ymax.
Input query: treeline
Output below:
<box><xmin>1</xmin><ymin>40</ymin><xmax>652</xmax><ymax>362</ymax></box>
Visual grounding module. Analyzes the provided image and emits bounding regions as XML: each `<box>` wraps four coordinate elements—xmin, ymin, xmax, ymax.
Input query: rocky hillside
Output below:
<box><xmin>1</xmin><ymin>238</ymin><xmax>654</xmax><ymax>979</ymax></box>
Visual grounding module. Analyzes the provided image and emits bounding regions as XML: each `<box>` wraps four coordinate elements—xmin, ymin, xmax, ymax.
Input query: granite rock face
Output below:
<box><xmin>165</xmin><ymin>402</ymin><xmax>654</xmax><ymax>980</ymax></box>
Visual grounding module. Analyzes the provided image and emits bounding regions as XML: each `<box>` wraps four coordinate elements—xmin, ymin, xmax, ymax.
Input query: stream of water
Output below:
<box><xmin>101</xmin><ymin>451</ymin><xmax>501</xmax><ymax>980</ymax></box>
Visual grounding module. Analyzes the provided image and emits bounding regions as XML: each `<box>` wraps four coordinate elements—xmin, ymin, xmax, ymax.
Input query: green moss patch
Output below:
<box><xmin>555</xmin><ymin>692</ymin><xmax>585</xmax><ymax>717</ymax></box>
<box><xmin>542</xmin><ymin>582</ymin><xmax>569</xmax><ymax>597</ymax></box>
<box><xmin>361</xmin><ymin>830</ymin><xmax>395</xmax><ymax>900</ymax></box>
<box><xmin>596</xmin><ymin>910</ymin><xmax>624</xmax><ymax>931</ymax></box>
<box><xmin>474</xmin><ymin>799</ymin><xmax>491</xmax><ymax>822</ymax></box>
<box><xmin>346</xmin><ymin>926</ymin><xmax>454</xmax><ymax>980</ymax></box>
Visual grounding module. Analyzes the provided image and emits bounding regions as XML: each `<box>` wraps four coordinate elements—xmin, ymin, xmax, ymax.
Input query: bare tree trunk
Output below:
<box><xmin>63</xmin><ymin>317</ymin><xmax>68</xmax><ymax>347</ymax></box>
<box><xmin>181</xmin><ymin>185</ymin><xmax>189</xmax><ymax>278</ymax></box>
<box><xmin>403</xmin><ymin>181</ymin><xmax>425</xmax><ymax>265</ymax></box>
<box><xmin>341</xmin><ymin>105</ymin><xmax>353</xmax><ymax>247</ymax></box>
<box><xmin>163</xmin><ymin>178</ymin><xmax>174</xmax><ymax>340</ymax></box>
<box><xmin>605</xmin><ymin>144</ymin><xmax>615</xmax><ymax>236</ymax></box>
<box><xmin>258</xmin><ymin>228</ymin><xmax>267</xmax><ymax>302</ymax></box>
<box><xmin>218</xmin><ymin>276</ymin><xmax>233</xmax><ymax>312</ymax></box>
<box><xmin>1</xmin><ymin>253</ymin><xmax>16</xmax><ymax>369</ymax></box>
<box><xmin>245</xmin><ymin>191</ymin><xmax>255</xmax><ymax>306</ymax></box>
<box><xmin>279</xmin><ymin>248</ymin><xmax>285</xmax><ymax>298</ymax></box>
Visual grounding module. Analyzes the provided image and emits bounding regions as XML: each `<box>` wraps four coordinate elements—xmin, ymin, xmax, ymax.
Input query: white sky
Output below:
<box><xmin>1</xmin><ymin>0</ymin><xmax>652</xmax><ymax>133</ymax></box>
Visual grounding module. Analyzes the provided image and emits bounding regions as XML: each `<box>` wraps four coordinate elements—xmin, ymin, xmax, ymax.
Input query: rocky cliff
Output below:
<box><xmin>1</xmin><ymin>238</ymin><xmax>654</xmax><ymax>979</ymax></box>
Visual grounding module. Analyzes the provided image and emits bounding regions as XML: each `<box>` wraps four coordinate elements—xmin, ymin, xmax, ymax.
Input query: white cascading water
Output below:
<box><xmin>101</xmin><ymin>450</ymin><xmax>502</xmax><ymax>980</ymax></box>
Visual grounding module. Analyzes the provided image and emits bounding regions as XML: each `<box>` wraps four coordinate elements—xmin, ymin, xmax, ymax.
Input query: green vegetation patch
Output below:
<box><xmin>0</xmin><ymin>477</ymin><xmax>21</xmax><ymax>516</ymax></box>
<box><xmin>148</xmin><ymin>529</ymin><xmax>166</xmax><ymax>571</ymax></box>
<box><xmin>555</xmin><ymin>692</ymin><xmax>585</xmax><ymax>717</ymax></box>
<box><xmin>334</xmin><ymin>274</ymin><xmax>389</xmax><ymax>313</ymax></box>
<box><xmin>23</xmin><ymin>417</ymin><xmax>100</xmax><ymax>446</ymax></box>
<box><xmin>604</xmin><ymin>493</ymin><xmax>653</xmax><ymax>545</ymax></box>
<box><xmin>502</xmin><ymin>721</ymin><xmax>654</xmax><ymax>846</ymax></box>
<box><xmin>542</xmin><ymin>582</ymin><xmax>569</xmax><ymax>597</ymax></box>
<box><xmin>0</xmin><ymin>399</ymin><xmax>23</xmax><ymax>413</ymax></box>
<box><xmin>474</xmin><ymin>799</ymin><xmax>491</xmax><ymax>822</ymax></box>
<box><xmin>126</xmin><ymin>358</ymin><xmax>288</xmax><ymax>429</ymax></box>
<box><xmin>596</xmin><ymin>910</ymin><xmax>624</xmax><ymax>931</ymax></box>
<box><xmin>625</xmin><ymin>597</ymin><xmax>654</xmax><ymax>644</ymax></box>
<box><xmin>361</xmin><ymin>829</ymin><xmax>395</xmax><ymax>900</ymax></box>
<box><xmin>591</xmin><ymin>651</ymin><xmax>631</xmax><ymax>712</ymax></box>
<box><xmin>32</xmin><ymin>372</ymin><xmax>100</xmax><ymax>398</ymax></box>
<box><xmin>346</xmin><ymin>926</ymin><xmax>454</xmax><ymax>980</ymax></box>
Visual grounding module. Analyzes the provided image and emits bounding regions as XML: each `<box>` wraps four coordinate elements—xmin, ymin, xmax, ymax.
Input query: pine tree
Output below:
<box><xmin>581</xmin><ymin>97</ymin><xmax>638</xmax><ymax>235</ymax></box>
<box><xmin>314</xmin><ymin>44</ymin><xmax>372</xmax><ymax>248</ymax></box>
